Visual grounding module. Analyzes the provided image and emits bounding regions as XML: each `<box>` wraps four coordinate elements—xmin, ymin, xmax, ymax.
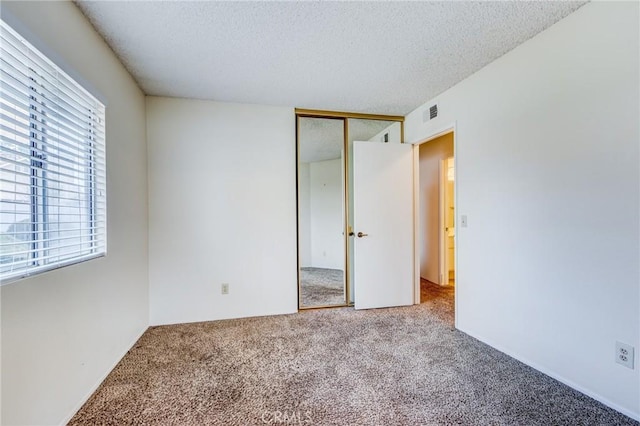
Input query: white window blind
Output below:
<box><xmin>0</xmin><ymin>19</ymin><xmax>106</xmax><ymax>283</ymax></box>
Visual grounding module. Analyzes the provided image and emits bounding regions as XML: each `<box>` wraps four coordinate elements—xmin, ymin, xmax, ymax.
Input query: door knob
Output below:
<box><xmin>357</xmin><ymin>232</ymin><xmax>368</xmax><ymax>238</ymax></box>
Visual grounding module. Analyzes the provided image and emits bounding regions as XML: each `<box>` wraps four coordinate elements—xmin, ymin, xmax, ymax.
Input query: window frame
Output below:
<box><xmin>0</xmin><ymin>18</ymin><xmax>107</xmax><ymax>284</ymax></box>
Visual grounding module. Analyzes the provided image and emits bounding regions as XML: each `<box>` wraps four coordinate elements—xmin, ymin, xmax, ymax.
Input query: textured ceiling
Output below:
<box><xmin>299</xmin><ymin>118</ymin><xmax>343</xmax><ymax>164</ymax></box>
<box><xmin>299</xmin><ymin>118</ymin><xmax>393</xmax><ymax>163</ymax></box>
<box><xmin>75</xmin><ymin>1</ymin><xmax>585</xmax><ymax>115</ymax></box>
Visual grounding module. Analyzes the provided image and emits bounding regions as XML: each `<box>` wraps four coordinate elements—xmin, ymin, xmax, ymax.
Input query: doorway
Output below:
<box><xmin>295</xmin><ymin>110</ymin><xmax>406</xmax><ymax>309</ymax></box>
<box><xmin>416</xmin><ymin>131</ymin><xmax>455</xmax><ymax>304</ymax></box>
<box><xmin>441</xmin><ymin>156</ymin><xmax>455</xmax><ymax>286</ymax></box>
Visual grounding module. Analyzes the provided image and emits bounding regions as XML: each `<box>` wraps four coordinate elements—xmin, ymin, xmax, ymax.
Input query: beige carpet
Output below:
<box><xmin>299</xmin><ymin>267</ymin><xmax>345</xmax><ymax>307</ymax></box>
<box><xmin>69</xmin><ymin>281</ymin><xmax>636</xmax><ymax>425</ymax></box>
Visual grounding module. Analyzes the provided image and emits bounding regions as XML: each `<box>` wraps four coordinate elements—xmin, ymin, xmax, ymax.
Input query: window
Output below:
<box><xmin>1</xmin><ymin>19</ymin><xmax>106</xmax><ymax>283</ymax></box>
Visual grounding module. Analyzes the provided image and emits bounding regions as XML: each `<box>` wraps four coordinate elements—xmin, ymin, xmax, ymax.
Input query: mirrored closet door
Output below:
<box><xmin>296</xmin><ymin>112</ymin><xmax>405</xmax><ymax>310</ymax></box>
<box><xmin>344</xmin><ymin>118</ymin><xmax>402</xmax><ymax>304</ymax></box>
<box><xmin>297</xmin><ymin>117</ymin><xmax>347</xmax><ymax>308</ymax></box>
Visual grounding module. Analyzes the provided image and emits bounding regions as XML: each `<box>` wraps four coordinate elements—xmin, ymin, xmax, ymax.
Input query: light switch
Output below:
<box><xmin>461</xmin><ymin>215</ymin><xmax>468</xmax><ymax>228</ymax></box>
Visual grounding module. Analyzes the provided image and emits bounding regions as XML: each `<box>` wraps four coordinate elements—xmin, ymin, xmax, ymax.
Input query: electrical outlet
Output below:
<box><xmin>615</xmin><ymin>342</ymin><xmax>634</xmax><ymax>369</ymax></box>
<box><xmin>221</xmin><ymin>283</ymin><xmax>229</xmax><ymax>295</ymax></box>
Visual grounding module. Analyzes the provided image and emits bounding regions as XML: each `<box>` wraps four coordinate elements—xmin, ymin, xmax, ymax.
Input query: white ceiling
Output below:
<box><xmin>75</xmin><ymin>1</ymin><xmax>585</xmax><ymax>116</ymax></box>
<box><xmin>299</xmin><ymin>118</ymin><xmax>394</xmax><ymax>163</ymax></box>
<box><xmin>299</xmin><ymin>118</ymin><xmax>344</xmax><ymax>164</ymax></box>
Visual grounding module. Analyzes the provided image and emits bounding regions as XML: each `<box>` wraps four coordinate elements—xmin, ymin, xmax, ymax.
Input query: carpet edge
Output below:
<box><xmin>458</xmin><ymin>326</ymin><xmax>640</xmax><ymax>422</ymax></box>
<box><xmin>60</xmin><ymin>326</ymin><xmax>149</xmax><ymax>426</ymax></box>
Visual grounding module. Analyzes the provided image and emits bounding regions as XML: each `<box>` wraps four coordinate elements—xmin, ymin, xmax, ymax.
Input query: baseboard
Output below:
<box><xmin>59</xmin><ymin>326</ymin><xmax>148</xmax><ymax>425</ymax></box>
<box><xmin>458</xmin><ymin>326</ymin><xmax>640</xmax><ymax>422</ymax></box>
<box><xmin>150</xmin><ymin>307</ymin><xmax>298</xmax><ymax>327</ymax></box>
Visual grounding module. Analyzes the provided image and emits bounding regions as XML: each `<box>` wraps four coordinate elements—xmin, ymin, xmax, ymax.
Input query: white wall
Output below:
<box><xmin>298</xmin><ymin>162</ymin><xmax>312</xmax><ymax>267</ymax></box>
<box><xmin>0</xmin><ymin>2</ymin><xmax>149</xmax><ymax>425</ymax></box>
<box><xmin>406</xmin><ymin>2</ymin><xmax>639</xmax><ymax>419</ymax></box>
<box><xmin>309</xmin><ymin>158</ymin><xmax>344</xmax><ymax>270</ymax></box>
<box><xmin>368</xmin><ymin>121</ymin><xmax>402</xmax><ymax>143</ymax></box>
<box><xmin>418</xmin><ymin>133</ymin><xmax>453</xmax><ymax>283</ymax></box>
<box><xmin>147</xmin><ymin>97</ymin><xmax>297</xmax><ymax>325</ymax></box>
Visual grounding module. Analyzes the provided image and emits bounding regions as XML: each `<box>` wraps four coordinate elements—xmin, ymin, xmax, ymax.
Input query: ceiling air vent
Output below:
<box><xmin>422</xmin><ymin>103</ymin><xmax>439</xmax><ymax>122</ymax></box>
<box><xmin>430</xmin><ymin>104</ymin><xmax>438</xmax><ymax>120</ymax></box>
